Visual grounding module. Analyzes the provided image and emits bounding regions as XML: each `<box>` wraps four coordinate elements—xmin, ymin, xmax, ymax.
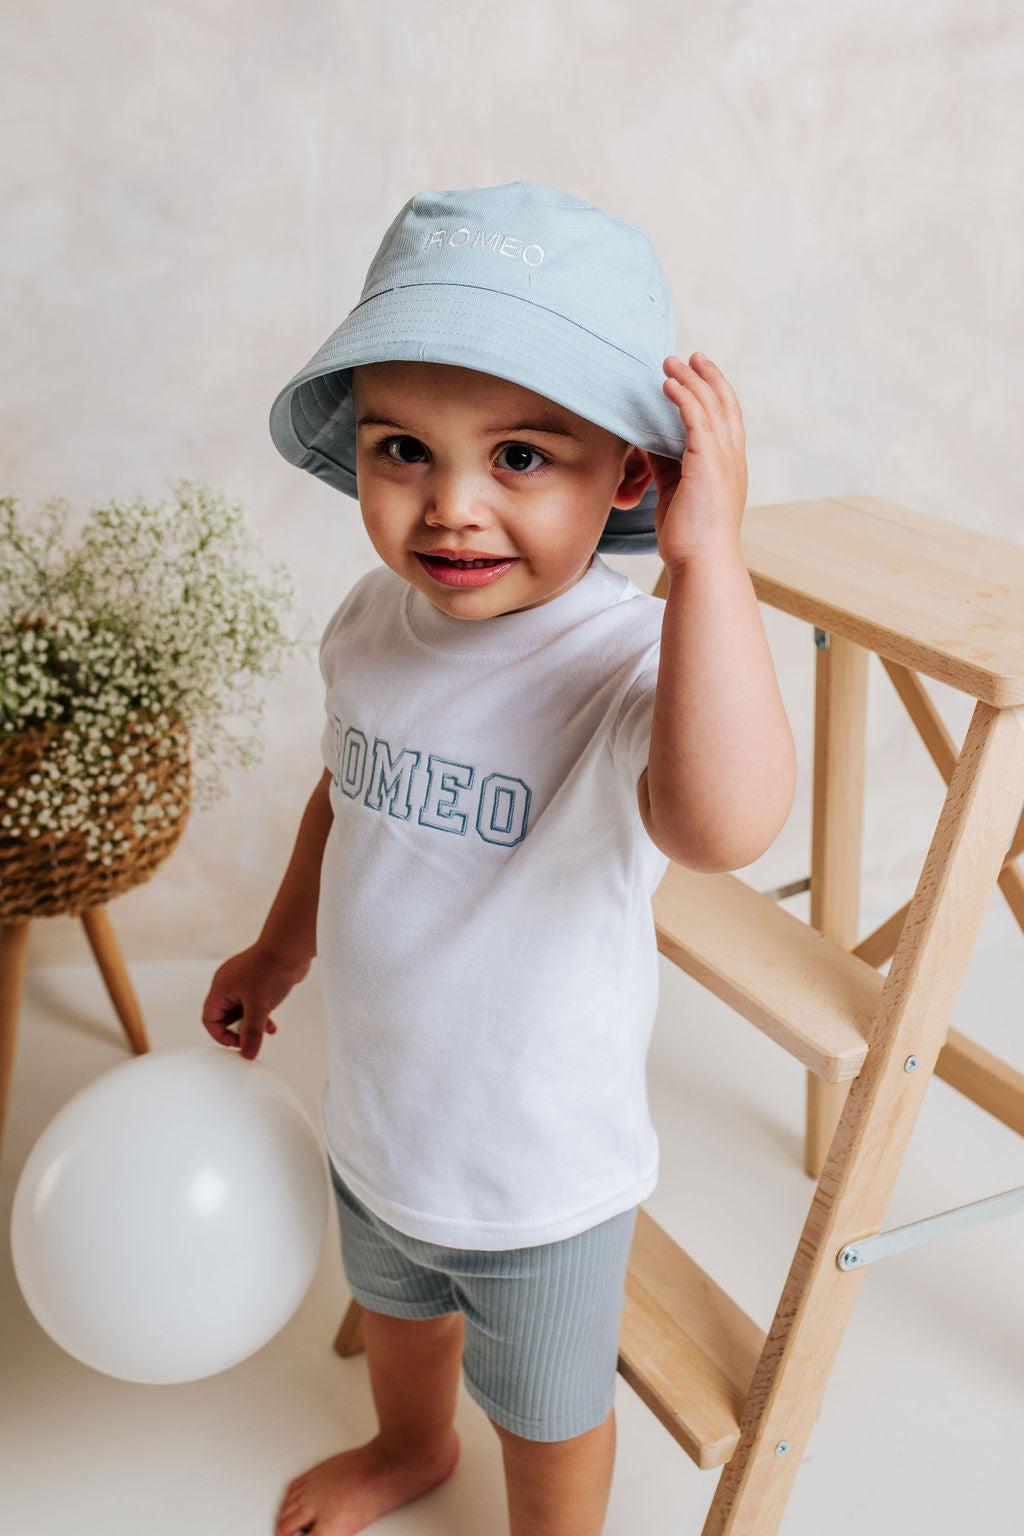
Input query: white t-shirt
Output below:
<box><xmin>317</xmin><ymin>555</ymin><xmax>669</xmax><ymax>1249</ymax></box>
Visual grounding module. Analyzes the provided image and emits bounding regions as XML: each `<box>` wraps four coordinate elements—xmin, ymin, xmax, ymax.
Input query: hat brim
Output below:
<box><xmin>269</xmin><ymin>282</ymin><xmax>684</xmax><ymax>554</ymax></box>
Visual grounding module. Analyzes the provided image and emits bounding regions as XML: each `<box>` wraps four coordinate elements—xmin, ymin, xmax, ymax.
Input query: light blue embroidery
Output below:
<box><xmin>418</xmin><ymin>756</ymin><xmax>475</xmax><ymax>836</ymax></box>
<box><xmin>340</xmin><ymin>726</ymin><xmax>368</xmax><ymax>799</ymax></box>
<box><xmin>477</xmin><ymin>773</ymin><xmax>531</xmax><ymax>847</ymax></box>
<box><xmin>330</xmin><ymin>716</ymin><xmax>531</xmax><ymax>846</ymax></box>
<box><xmin>365</xmin><ymin>738</ymin><xmax>422</xmax><ymax>821</ymax></box>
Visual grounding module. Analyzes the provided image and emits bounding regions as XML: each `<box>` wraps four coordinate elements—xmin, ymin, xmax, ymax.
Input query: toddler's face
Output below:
<box><xmin>350</xmin><ymin>362</ymin><xmax>651</xmax><ymax>619</ymax></box>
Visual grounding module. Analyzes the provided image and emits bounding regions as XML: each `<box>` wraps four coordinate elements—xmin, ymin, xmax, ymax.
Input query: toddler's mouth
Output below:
<box><xmin>431</xmin><ymin>556</ymin><xmax>504</xmax><ymax>568</ymax></box>
<box><xmin>416</xmin><ymin>552</ymin><xmax>518</xmax><ymax>588</ymax></box>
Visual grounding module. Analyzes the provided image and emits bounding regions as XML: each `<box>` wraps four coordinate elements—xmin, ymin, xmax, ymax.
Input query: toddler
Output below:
<box><xmin>202</xmin><ymin>181</ymin><xmax>796</xmax><ymax>1536</ymax></box>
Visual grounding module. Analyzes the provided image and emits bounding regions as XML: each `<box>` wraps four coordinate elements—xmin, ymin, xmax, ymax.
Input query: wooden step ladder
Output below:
<box><xmin>332</xmin><ymin>496</ymin><xmax>1024</xmax><ymax>1533</ymax></box>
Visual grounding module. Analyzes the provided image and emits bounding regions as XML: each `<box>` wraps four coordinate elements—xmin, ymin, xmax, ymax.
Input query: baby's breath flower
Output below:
<box><xmin>1</xmin><ymin>481</ymin><xmax>312</xmax><ymax>854</ymax></box>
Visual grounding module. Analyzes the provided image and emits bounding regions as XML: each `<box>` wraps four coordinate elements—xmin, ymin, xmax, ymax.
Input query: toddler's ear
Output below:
<box><xmin>613</xmin><ymin>446</ymin><xmax>655</xmax><ymax>509</ymax></box>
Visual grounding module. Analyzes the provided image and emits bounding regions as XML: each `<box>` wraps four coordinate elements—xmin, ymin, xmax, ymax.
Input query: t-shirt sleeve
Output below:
<box><xmin>610</xmin><ymin>651</ymin><xmax>660</xmax><ymax>789</ymax></box>
<box><xmin>318</xmin><ymin>590</ymin><xmax>358</xmax><ymax>778</ymax></box>
<box><xmin>320</xmin><ymin>712</ymin><xmax>337</xmax><ymax>779</ymax></box>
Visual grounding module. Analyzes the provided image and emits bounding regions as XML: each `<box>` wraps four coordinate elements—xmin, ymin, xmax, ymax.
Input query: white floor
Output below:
<box><xmin>3</xmin><ymin>892</ymin><xmax>1023</xmax><ymax>1536</ymax></box>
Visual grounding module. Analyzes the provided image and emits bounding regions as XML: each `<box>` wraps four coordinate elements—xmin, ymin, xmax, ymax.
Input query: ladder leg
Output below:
<box><xmin>80</xmin><ymin>904</ymin><xmax>150</xmax><ymax>1055</ymax></box>
<box><xmin>806</xmin><ymin>633</ymin><xmax>868</xmax><ymax>1176</ymax></box>
<box><xmin>0</xmin><ymin>918</ymin><xmax>31</xmax><ymax>1161</ymax></box>
<box><xmin>703</xmin><ymin>700</ymin><xmax>1024</xmax><ymax>1536</ymax></box>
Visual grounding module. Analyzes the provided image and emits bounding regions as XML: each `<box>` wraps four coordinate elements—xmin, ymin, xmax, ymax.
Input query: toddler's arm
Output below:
<box><xmin>202</xmin><ymin>768</ymin><xmax>334</xmax><ymax>1059</ymax></box>
<box><xmin>639</xmin><ymin>354</ymin><xmax>797</xmax><ymax>872</ymax></box>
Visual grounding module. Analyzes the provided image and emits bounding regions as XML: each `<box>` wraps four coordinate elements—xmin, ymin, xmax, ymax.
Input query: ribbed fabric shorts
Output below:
<box><xmin>330</xmin><ymin>1164</ymin><xmax>638</xmax><ymax>1443</ymax></box>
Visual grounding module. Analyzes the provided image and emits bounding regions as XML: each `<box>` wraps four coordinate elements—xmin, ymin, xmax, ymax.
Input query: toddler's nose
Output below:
<box><xmin>422</xmin><ymin>472</ymin><xmax>493</xmax><ymax>531</ymax></box>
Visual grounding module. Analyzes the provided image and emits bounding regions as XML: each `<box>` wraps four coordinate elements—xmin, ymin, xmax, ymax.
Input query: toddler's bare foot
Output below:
<box><xmin>275</xmin><ymin>1429</ymin><xmax>460</xmax><ymax>1536</ymax></box>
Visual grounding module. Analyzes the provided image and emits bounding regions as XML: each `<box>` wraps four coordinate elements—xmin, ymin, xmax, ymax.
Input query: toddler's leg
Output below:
<box><xmin>275</xmin><ymin>1308</ymin><xmax>463</xmax><ymax>1536</ymax></box>
<box><xmin>492</xmin><ymin>1409</ymin><xmax>617</xmax><ymax>1536</ymax></box>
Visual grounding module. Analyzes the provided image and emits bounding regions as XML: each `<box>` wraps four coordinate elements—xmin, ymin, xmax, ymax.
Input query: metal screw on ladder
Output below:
<box><xmin>814</xmin><ymin>628</ymin><xmax>830</xmax><ymax>650</ymax></box>
<box><xmin>905</xmin><ymin>1056</ymin><xmax>919</xmax><ymax>1073</ymax></box>
<box><xmin>775</xmin><ymin>1441</ymin><xmax>790</xmax><ymax>1457</ymax></box>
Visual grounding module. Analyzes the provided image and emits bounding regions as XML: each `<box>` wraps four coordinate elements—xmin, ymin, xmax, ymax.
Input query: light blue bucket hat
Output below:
<box><xmin>268</xmin><ymin>181</ymin><xmax>686</xmax><ymax>554</ymax></box>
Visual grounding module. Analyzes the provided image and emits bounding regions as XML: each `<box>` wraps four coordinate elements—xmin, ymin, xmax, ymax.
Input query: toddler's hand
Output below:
<box><xmin>201</xmin><ymin>944</ymin><xmax>309</xmax><ymax>1060</ymax></box>
<box><xmin>649</xmin><ymin>353</ymin><xmax>748</xmax><ymax>575</ymax></box>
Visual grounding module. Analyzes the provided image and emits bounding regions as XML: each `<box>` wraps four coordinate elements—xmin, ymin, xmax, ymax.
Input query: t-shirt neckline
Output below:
<box><xmin>404</xmin><ymin>555</ymin><xmax>628</xmax><ymax>658</ymax></box>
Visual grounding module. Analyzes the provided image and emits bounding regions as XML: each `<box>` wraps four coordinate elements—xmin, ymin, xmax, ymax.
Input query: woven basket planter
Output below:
<box><xmin>0</xmin><ymin>718</ymin><xmax>192</xmax><ymax>921</ymax></box>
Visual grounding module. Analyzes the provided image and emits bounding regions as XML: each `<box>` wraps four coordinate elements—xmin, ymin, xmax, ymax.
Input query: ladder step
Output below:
<box><xmin>653</xmin><ymin>865</ymin><xmax>882</xmax><ymax>1082</ymax></box>
<box><xmin>618</xmin><ymin>1210</ymin><xmax>766</xmax><ymax>1470</ymax></box>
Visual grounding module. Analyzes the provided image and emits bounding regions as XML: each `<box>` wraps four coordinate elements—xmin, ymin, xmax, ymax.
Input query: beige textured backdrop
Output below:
<box><xmin>5</xmin><ymin>0</ymin><xmax>1021</xmax><ymax>969</ymax></box>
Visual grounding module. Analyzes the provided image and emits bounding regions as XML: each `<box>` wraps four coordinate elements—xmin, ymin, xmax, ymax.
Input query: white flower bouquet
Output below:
<box><xmin>0</xmin><ymin>480</ymin><xmax>304</xmax><ymax>916</ymax></box>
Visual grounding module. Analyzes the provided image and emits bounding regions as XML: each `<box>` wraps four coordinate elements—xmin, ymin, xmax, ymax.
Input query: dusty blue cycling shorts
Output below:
<box><xmin>330</xmin><ymin>1163</ymin><xmax>638</xmax><ymax>1442</ymax></box>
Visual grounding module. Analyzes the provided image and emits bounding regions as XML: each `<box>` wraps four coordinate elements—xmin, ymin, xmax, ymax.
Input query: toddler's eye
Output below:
<box><xmin>382</xmin><ymin>436</ymin><xmax>429</xmax><ymax>464</ymax></box>
<box><xmin>495</xmin><ymin>443</ymin><xmax>547</xmax><ymax>474</ymax></box>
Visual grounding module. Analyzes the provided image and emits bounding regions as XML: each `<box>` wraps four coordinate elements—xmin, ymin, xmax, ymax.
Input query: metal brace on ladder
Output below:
<box><xmin>761</xmin><ymin>877</ymin><xmax>811</xmax><ymax>902</ymax></box>
<box><xmin>837</xmin><ymin>1185</ymin><xmax>1024</xmax><ymax>1270</ymax></box>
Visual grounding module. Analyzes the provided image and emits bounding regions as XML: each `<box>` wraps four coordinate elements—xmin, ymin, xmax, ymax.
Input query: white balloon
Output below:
<box><xmin>10</xmin><ymin>1045</ymin><xmax>329</xmax><ymax>1384</ymax></box>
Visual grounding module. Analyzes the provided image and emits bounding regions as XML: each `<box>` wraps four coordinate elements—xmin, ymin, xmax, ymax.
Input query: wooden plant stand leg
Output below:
<box><xmin>0</xmin><ymin>918</ymin><xmax>31</xmax><ymax>1158</ymax></box>
<box><xmin>80</xmin><ymin>904</ymin><xmax>150</xmax><ymax>1055</ymax></box>
<box><xmin>806</xmin><ymin>631</ymin><xmax>868</xmax><ymax>1178</ymax></box>
<box><xmin>703</xmin><ymin>700</ymin><xmax>1024</xmax><ymax>1536</ymax></box>
<box><xmin>334</xmin><ymin>1298</ymin><xmax>367</xmax><ymax>1357</ymax></box>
